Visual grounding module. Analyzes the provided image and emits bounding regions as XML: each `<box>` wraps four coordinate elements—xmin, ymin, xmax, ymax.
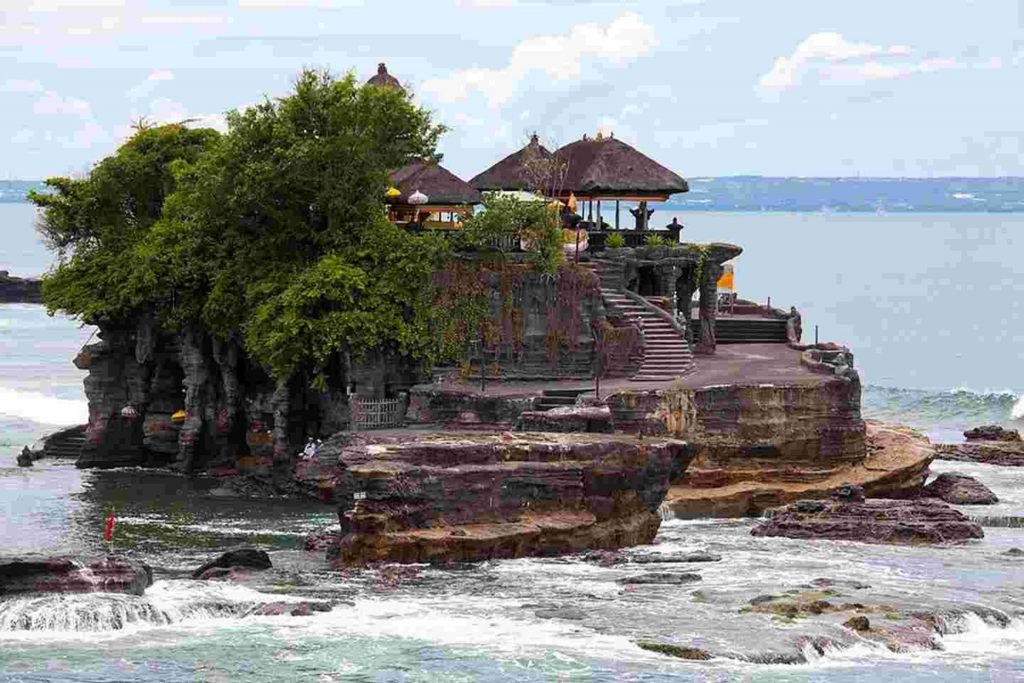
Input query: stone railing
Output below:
<box><xmin>794</xmin><ymin>343</ymin><xmax>858</xmax><ymax>382</ymax></box>
<box><xmin>587</xmin><ymin>227</ymin><xmax>682</xmax><ymax>251</ymax></box>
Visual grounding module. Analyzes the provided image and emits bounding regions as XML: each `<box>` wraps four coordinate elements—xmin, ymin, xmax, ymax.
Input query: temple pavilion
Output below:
<box><xmin>386</xmin><ymin>161</ymin><xmax>481</xmax><ymax>229</ymax></box>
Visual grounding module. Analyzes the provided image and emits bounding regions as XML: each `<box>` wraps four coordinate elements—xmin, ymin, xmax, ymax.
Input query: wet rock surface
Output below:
<box><xmin>751</xmin><ymin>496</ymin><xmax>984</xmax><ymax>545</ymax></box>
<box><xmin>323</xmin><ymin>431</ymin><xmax>693</xmax><ymax>566</ymax></box>
<box><xmin>0</xmin><ymin>557</ymin><xmax>153</xmax><ymax>596</ymax></box>
<box><xmin>246</xmin><ymin>601</ymin><xmax>332</xmax><ymax>617</ymax></box>
<box><xmin>192</xmin><ymin>549</ymin><xmax>272</xmax><ymax>579</ymax></box>
<box><xmin>619</xmin><ymin>572</ymin><xmax>702</xmax><ymax>585</ymax></box>
<box><xmin>935</xmin><ymin>426</ymin><xmax>1024</xmax><ymax>466</ymax></box>
<box><xmin>923</xmin><ymin>472</ymin><xmax>999</xmax><ymax>505</ymax></box>
<box><xmin>517</xmin><ymin>405</ymin><xmax>614</xmax><ymax>434</ymax></box>
<box><xmin>964</xmin><ymin>425</ymin><xmax>1020</xmax><ymax>442</ymax></box>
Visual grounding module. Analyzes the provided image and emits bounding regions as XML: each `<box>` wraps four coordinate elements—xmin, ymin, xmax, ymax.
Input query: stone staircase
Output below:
<box><xmin>535</xmin><ymin>388</ymin><xmax>591</xmax><ymax>411</ymax></box>
<box><xmin>43</xmin><ymin>425</ymin><xmax>87</xmax><ymax>459</ymax></box>
<box><xmin>589</xmin><ymin>260</ymin><xmax>695</xmax><ymax>382</ymax></box>
<box><xmin>714</xmin><ymin>316</ymin><xmax>789</xmax><ymax>344</ymax></box>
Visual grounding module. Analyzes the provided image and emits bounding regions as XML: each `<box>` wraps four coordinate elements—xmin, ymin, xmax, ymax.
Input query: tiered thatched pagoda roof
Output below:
<box><xmin>469</xmin><ymin>134</ymin><xmax>553</xmax><ymax>192</ymax></box>
<box><xmin>388</xmin><ymin>161</ymin><xmax>482</xmax><ymax>207</ymax></box>
<box><xmin>555</xmin><ymin>135</ymin><xmax>688</xmax><ymax>201</ymax></box>
<box><xmin>366</xmin><ymin>63</ymin><xmax>403</xmax><ymax>91</ymax></box>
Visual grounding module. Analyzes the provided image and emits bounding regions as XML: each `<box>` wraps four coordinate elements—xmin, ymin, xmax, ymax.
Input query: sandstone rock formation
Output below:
<box><xmin>0</xmin><ymin>557</ymin><xmax>153</xmax><ymax>596</ymax></box>
<box><xmin>666</xmin><ymin>422</ymin><xmax>931</xmax><ymax>518</ymax></box>
<box><xmin>751</xmin><ymin>497</ymin><xmax>984</xmax><ymax>545</ymax></box>
<box><xmin>322</xmin><ymin>432</ymin><xmax>692</xmax><ymax>565</ymax></box>
<box><xmin>935</xmin><ymin>425</ymin><xmax>1024</xmax><ymax>466</ymax></box>
<box><xmin>922</xmin><ymin>472</ymin><xmax>998</xmax><ymax>505</ymax></box>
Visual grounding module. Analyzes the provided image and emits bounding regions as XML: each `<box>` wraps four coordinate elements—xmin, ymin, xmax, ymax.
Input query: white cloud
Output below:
<box><xmin>139</xmin><ymin>14</ymin><xmax>227</xmax><ymax>25</ymax></box>
<box><xmin>11</xmin><ymin>129</ymin><xmax>36</xmax><ymax>144</ymax></box>
<box><xmin>1</xmin><ymin>79</ymin><xmax>44</xmax><ymax>93</ymax></box>
<box><xmin>18</xmin><ymin>0</ymin><xmax>124</xmax><ymax>10</ymax></box>
<box><xmin>34</xmin><ymin>91</ymin><xmax>92</xmax><ymax>116</ymax></box>
<box><xmin>455</xmin><ymin>0</ymin><xmax>517</xmax><ymax>8</ymax></box>
<box><xmin>422</xmin><ymin>12</ymin><xmax>657</xmax><ymax>106</ymax></box>
<box><xmin>127</xmin><ymin>69</ymin><xmax>175</xmax><ymax>101</ymax></box>
<box><xmin>237</xmin><ymin>0</ymin><xmax>363</xmax><ymax>7</ymax></box>
<box><xmin>758</xmin><ymin>32</ymin><xmax>986</xmax><ymax>95</ymax></box>
<box><xmin>759</xmin><ymin>33</ymin><xmax>913</xmax><ymax>92</ymax></box>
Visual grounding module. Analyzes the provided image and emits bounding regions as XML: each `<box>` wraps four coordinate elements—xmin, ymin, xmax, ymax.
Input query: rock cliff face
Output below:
<box><xmin>606</xmin><ymin>375</ymin><xmax>867</xmax><ymax>482</ymax></box>
<box><xmin>321</xmin><ymin>432</ymin><xmax>693</xmax><ymax>565</ymax></box>
<box><xmin>72</xmin><ymin>319</ymin><xmax>421</xmax><ymax>470</ymax></box>
<box><xmin>0</xmin><ymin>271</ymin><xmax>41</xmax><ymax>303</ymax></box>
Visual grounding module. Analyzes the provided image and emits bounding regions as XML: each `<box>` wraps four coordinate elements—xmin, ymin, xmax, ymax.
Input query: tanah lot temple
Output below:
<box><xmin>30</xmin><ymin>61</ymin><xmax>937</xmax><ymax>568</ymax></box>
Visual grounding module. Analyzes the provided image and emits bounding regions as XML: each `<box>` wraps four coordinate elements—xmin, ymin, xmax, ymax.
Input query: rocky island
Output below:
<box><xmin>16</xmin><ymin>66</ymin><xmax>979</xmax><ymax>570</ymax></box>
<box><xmin>0</xmin><ymin>270</ymin><xmax>41</xmax><ymax>304</ymax></box>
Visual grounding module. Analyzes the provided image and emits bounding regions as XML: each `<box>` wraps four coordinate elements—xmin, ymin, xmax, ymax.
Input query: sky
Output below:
<box><xmin>1</xmin><ymin>0</ymin><xmax>1022</xmax><ymax>180</ymax></box>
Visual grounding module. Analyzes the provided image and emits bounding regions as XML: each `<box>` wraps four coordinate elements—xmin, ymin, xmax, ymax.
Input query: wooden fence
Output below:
<box><xmin>351</xmin><ymin>396</ymin><xmax>407</xmax><ymax>430</ymax></box>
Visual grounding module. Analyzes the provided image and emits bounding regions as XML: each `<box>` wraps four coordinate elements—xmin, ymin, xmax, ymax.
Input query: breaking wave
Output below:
<box><xmin>862</xmin><ymin>385</ymin><xmax>1022</xmax><ymax>440</ymax></box>
<box><xmin>0</xmin><ymin>386</ymin><xmax>87</xmax><ymax>426</ymax></box>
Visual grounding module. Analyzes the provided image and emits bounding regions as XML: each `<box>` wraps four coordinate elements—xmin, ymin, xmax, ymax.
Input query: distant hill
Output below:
<box><xmin>3</xmin><ymin>177</ymin><xmax>1024</xmax><ymax>212</ymax></box>
<box><xmin>666</xmin><ymin>177</ymin><xmax>1024</xmax><ymax>213</ymax></box>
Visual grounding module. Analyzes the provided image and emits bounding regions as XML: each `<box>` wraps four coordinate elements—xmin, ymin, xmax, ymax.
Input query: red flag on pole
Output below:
<box><xmin>104</xmin><ymin>510</ymin><xmax>115</xmax><ymax>543</ymax></box>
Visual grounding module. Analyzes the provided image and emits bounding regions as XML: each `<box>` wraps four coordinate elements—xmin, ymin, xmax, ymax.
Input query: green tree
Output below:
<box><xmin>30</xmin><ymin>123</ymin><xmax>220</xmax><ymax>322</ymax></box>
<box><xmin>35</xmin><ymin>68</ymin><xmax>452</xmax><ymax>387</ymax></box>
<box><xmin>459</xmin><ymin>192</ymin><xmax>563</xmax><ymax>272</ymax></box>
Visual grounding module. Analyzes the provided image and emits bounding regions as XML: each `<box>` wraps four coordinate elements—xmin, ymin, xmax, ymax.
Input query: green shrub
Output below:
<box><xmin>605</xmin><ymin>232</ymin><xmax>626</xmax><ymax>248</ymax></box>
<box><xmin>645</xmin><ymin>233</ymin><xmax>667</xmax><ymax>247</ymax></box>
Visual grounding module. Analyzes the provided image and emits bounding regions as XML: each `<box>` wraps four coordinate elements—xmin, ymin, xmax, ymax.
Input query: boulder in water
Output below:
<box><xmin>0</xmin><ymin>556</ymin><xmax>153</xmax><ymax>596</ymax></box>
<box><xmin>751</xmin><ymin>498</ymin><xmax>984</xmax><ymax>545</ymax></box>
<box><xmin>636</xmin><ymin>641</ymin><xmax>713</xmax><ymax>660</ymax></box>
<box><xmin>964</xmin><ymin>425</ymin><xmax>1020</xmax><ymax>442</ymax></box>
<box><xmin>935</xmin><ymin>425</ymin><xmax>1024</xmax><ymax>466</ymax></box>
<box><xmin>192</xmin><ymin>548</ymin><xmax>271</xmax><ymax>579</ymax></box>
<box><xmin>923</xmin><ymin>473</ymin><xmax>998</xmax><ymax>505</ymax></box>
<box><xmin>630</xmin><ymin>551</ymin><xmax>722</xmax><ymax>564</ymax></box>
<box><xmin>619</xmin><ymin>572</ymin><xmax>702</xmax><ymax>585</ymax></box>
<box><xmin>247</xmin><ymin>601</ymin><xmax>332</xmax><ymax>617</ymax></box>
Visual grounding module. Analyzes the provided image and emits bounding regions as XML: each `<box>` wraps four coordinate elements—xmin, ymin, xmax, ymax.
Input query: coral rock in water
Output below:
<box><xmin>751</xmin><ymin>498</ymin><xmax>984</xmax><ymax>545</ymax></box>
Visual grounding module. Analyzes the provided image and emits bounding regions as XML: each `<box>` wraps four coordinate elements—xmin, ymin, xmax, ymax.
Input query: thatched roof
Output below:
<box><xmin>470</xmin><ymin>134</ymin><xmax>553</xmax><ymax>191</ymax></box>
<box><xmin>388</xmin><ymin>161</ymin><xmax>482</xmax><ymax>206</ymax></box>
<box><xmin>366</xmin><ymin>63</ymin><xmax>403</xmax><ymax>91</ymax></box>
<box><xmin>555</xmin><ymin>135</ymin><xmax>688</xmax><ymax>199</ymax></box>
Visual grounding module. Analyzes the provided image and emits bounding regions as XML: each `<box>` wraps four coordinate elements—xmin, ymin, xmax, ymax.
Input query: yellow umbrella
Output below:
<box><xmin>385</xmin><ymin>186</ymin><xmax>401</xmax><ymax>199</ymax></box>
<box><xmin>171</xmin><ymin>409</ymin><xmax>187</xmax><ymax>422</ymax></box>
<box><xmin>567</xmin><ymin>193</ymin><xmax>578</xmax><ymax>212</ymax></box>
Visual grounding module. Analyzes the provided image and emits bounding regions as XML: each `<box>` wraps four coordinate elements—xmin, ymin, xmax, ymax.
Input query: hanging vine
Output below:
<box><xmin>432</xmin><ymin>258</ymin><xmax>601</xmax><ymax>373</ymax></box>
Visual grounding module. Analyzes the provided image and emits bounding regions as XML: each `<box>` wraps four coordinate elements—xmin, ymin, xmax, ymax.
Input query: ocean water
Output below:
<box><xmin>2</xmin><ymin>200</ymin><xmax>1024</xmax><ymax>679</ymax></box>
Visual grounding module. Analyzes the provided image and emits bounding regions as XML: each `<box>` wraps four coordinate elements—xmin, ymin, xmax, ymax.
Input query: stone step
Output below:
<box><xmin>538</xmin><ymin>396</ymin><xmax>577</xmax><ymax>406</ymax></box>
<box><xmin>542</xmin><ymin>388</ymin><xmax>590</xmax><ymax>398</ymax></box>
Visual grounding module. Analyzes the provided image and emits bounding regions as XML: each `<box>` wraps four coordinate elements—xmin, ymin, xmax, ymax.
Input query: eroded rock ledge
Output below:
<box><xmin>320</xmin><ymin>432</ymin><xmax>693</xmax><ymax>565</ymax></box>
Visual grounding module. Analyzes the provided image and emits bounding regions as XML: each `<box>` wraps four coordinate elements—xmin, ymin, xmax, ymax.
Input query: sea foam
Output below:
<box><xmin>0</xmin><ymin>387</ymin><xmax>87</xmax><ymax>426</ymax></box>
<box><xmin>1013</xmin><ymin>395</ymin><xmax>1024</xmax><ymax>420</ymax></box>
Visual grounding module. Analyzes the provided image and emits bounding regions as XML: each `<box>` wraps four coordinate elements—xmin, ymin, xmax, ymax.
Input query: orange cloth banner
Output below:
<box><xmin>717</xmin><ymin>269</ymin><xmax>734</xmax><ymax>291</ymax></box>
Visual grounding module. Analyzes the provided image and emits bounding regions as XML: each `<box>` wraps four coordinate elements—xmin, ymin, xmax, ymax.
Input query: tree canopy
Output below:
<box><xmin>33</xmin><ymin>68</ymin><xmax>451</xmax><ymax>384</ymax></box>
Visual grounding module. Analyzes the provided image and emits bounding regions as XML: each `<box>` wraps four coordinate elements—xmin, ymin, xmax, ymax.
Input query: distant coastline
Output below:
<box><xmin>5</xmin><ymin>177</ymin><xmax>1024</xmax><ymax>212</ymax></box>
